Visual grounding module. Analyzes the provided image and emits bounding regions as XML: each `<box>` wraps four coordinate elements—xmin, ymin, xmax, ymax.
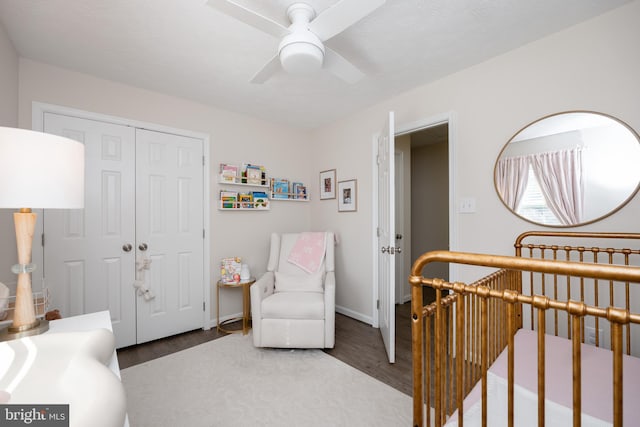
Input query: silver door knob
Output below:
<box><xmin>381</xmin><ymin>246</ymin><xmax>388</xmax><ymax>254</ymax></box>
<box><xmin>138</xmin><ymin>243</ymin><xmax>148</xmax><ymax>251</ymax></box>
<box><xmin>122</xmin><ymin>243</ymin><xmax>133</xmax><ymax>252</ymax></box>
<box><xmin>395</xmin><ymin>246</ymin><xmax>402</xmax><ymax>254</ymax></box>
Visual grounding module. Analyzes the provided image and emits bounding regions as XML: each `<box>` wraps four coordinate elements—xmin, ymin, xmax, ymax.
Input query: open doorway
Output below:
<box><xmin>372</xmin><ymin>112</ymin><xmax>453</xmax><ymax>364</ymax></box>
<box><xmin>394</xmin><ymin>123</ymin><xmax>450</xmax><ymax>307</ymax></box>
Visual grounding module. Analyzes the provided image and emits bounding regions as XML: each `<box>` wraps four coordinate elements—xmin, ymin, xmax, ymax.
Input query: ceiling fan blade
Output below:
<box><xmin>250</xmin><ymin>55</ymin><xmax>281</xmax><ymax>84</ymax></box>
<box><xmin>206</xmin><ymin>0</ymin><xmax>288</xmax><ymax>38</ymax></box>
<box><xmin>324</xmin><ymin>47</ymin><xmax>365</xmax><ymax>84</ymax></box>
<box><xmin>309</xmin><ymin>0</ymin><xmax>386</xmax><ymax>41</ymax></box>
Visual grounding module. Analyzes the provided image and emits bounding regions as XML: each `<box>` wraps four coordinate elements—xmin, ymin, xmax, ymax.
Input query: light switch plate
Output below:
<box><xmin>459</xmin><ymin>197</ymin><xmax>476</xmax><ymax>213</ymax></box>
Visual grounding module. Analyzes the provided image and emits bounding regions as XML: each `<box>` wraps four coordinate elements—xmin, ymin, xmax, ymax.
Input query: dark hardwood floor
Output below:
<box><xmin>117</xmin><ymin>302</ymin><xmax>415</xmax><ymax>396</ymax></box>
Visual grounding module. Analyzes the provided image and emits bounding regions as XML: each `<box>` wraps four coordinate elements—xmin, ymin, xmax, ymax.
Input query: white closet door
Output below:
<box><xmin>43</xmin><ymin>112</ymin><xmax>137</xmax><ymax>348</ymax></box>
<box><xmin>134</xmin><ymin>129</ymin><xmax>204</xmax><ymax>344</ymax></box>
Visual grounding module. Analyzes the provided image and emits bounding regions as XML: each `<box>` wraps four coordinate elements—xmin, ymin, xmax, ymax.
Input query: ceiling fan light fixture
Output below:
<box><xmin>279</xmin><ymin>41</ymin><xmax>324</xmax><ymax>74</ymax></box>
<box><xmin>278</xmin><ymin>29</ymin><xmax>325</xmax><ymax>75</ymax></box>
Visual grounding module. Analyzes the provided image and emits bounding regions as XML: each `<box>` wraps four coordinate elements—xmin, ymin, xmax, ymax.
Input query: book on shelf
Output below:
<box><xmin>252</xmin><ymin>191</ymin><xmax>269</xmax><ymax>208</ymax></box>
<box><xmin>241</xmin><ymin>163</ymin><xmax>266</xmax><ymax>185</ymax></box>
<box><xmin>292</xmin><ymin>182</ymin><xmax>307</xmax><ymax>200</ymax></box>
<box><xmin>246</xmin><ymin>165</ymin><xmax>263</xmax><ymax>185</ymax></box>
<box><xmin>238</xmin><ymin>192</ymin><xmax>253</xmax><ymax>208</ymax></box>
<box><xmin>220</xmin><ymin>163</ymin><xmax>239</xmax><ymax>182</ymax></box>
<box><xmin>220</xmin><ymin>190</ymin><xmax>238</xmax><ymax>209</ymax></box>
<box><xmin>271</xmin><ymin>178</ymin><xmax>290</xmax><ymax>199</ymax></box>
<box><xmin>220</xmin><ymin>257</ymin><xmax>242</xmax><ymax>283</ymax></box>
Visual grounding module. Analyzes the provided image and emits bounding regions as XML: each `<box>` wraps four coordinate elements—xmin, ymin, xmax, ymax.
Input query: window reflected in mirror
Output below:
<box><xmin>495</xmin><ymin>111</ymin><xmax>640</xmax><ymax>227</ymax></box>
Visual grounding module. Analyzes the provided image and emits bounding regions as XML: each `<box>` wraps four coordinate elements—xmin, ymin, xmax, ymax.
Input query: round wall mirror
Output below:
<box><xmin>494</xmin><ymin>111</ymin><xmax>640</xmax><ymax>227</ymax></box>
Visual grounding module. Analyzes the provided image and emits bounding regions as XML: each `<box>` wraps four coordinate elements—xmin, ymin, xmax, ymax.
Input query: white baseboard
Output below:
<box><xmin>207</xmin><ymin>311</ymin><xmax>243</xmax><ymax>329</ymax></box>
<box><xmin>335</xmin><ymin>305</ymin><xmax>372</xmax><ymax>326</ymax></box>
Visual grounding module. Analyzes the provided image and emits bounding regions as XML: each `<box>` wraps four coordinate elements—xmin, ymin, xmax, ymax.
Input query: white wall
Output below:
<box><xmin>16</xmin><ymin>59</ymin><xmax>313</xmax><ymax>322</ymax></box>
<box><xmin>0</xmin><ymin>21</ymin><xmax>19</xmax><ymax>287</ymax></box>
<box><xmin>0</xmin><ymin>23</ymin><xmax>17</xmax><ymax>126</ymax></box>
<box><xmin>309</xmin><ymin>1</ymin><xmax>640</xmax><ymax>321</ymax></box>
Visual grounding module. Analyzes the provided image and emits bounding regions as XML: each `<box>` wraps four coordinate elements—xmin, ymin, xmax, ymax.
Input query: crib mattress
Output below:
<box><xmin>445</xmin><ymin>329</ymin><xmax>640</xmax><ymax>426</ymax></box>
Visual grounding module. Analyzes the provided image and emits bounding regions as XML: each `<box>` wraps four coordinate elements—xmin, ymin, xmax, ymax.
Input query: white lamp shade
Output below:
<box><xmin>0</xmin><ymin>127</ymin><xmax>85</xmax><ymax>209</ymax></box>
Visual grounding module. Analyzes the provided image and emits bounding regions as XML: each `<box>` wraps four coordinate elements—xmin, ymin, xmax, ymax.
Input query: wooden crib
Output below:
<box><xmin>410</xmin><ymin>231</ymin><xmax>640</xmax><ymax>427</ymax></box>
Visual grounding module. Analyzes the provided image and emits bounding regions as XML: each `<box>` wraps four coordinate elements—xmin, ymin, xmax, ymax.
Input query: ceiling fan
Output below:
<box><xmin>206</xmin><ymin>0</ymin><xmax>386</xmax><ymax>84</ymax></box>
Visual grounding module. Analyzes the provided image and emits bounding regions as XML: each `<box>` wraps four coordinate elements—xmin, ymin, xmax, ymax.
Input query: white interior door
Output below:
<box><xmin>134</xmin><ymin>129</ymin><xmax>204</xmax><ymax>344</ymax></box>
<box><xmin>377</xmin><ymin>111</ymin><xmax>396</xmax><ymax>363</ymax></box>
<box><xmin>43</xmin><ymin>113</ymin><xmax>137</xmax><ymax>348</ymax></box>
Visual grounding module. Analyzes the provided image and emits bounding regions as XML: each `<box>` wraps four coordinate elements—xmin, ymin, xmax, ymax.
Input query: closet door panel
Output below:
<box><xmin>134</xmin><ymin>128</ymin><xmax>204</xmax><ymax>344</ymax></box>
<box><xmin>43</xmin><ymin>113</ymin><xmax>137</xmax><ymax>348</ymax></box>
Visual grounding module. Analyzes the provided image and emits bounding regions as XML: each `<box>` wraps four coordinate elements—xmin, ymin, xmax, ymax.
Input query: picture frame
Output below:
<box><xmin>338</xmin><ymin>179</ymin><xmax>357</xmax><ymax>212</ymax></box>
<box><xmin>319</xmin><ymin>169</ymin><xmax>336</xmax><ymax>200</ymax></box>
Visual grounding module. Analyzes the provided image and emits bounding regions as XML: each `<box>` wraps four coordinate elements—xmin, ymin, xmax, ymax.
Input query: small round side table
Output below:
<box><xmin>216</xmin><ymin>278</ymin><xmax>255</xmax><ymax>335</ymax></box>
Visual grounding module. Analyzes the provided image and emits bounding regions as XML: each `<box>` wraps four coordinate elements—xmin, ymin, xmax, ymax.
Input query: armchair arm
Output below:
<box><xmin>251</xmin><ymin>271</ymin><xmax>275</xmax><ymax>301</ymax></box>
<box><xmin>323</xmin><ymin>271</ymin><xmax>336</xmax><ymax>348</ymax></box>
<box><xmin>250</xmin><ymin>271</ymin><xmax>275</xmax><ymax>347</ymax></box>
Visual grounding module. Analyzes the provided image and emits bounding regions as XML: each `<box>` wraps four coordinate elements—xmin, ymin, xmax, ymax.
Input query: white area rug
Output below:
<box><xmin>120</xmin><ymin>333</ymin><xmax>412</xmax><ymax>427</ymax></box>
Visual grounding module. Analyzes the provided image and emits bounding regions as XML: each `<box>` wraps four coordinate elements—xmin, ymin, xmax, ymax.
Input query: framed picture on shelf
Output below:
<box><xmin>338</xmin><ymin>179</ymin><xmax>357</xmax><ymax>212</ymax></box>
<box><xmin>319</xmin><ymin>169</ymin><xmax>336</xmax><ymax>200</ymax></box>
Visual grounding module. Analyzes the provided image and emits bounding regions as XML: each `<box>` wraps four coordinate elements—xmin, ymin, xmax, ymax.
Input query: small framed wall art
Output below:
<box><xmin>319</xmin><ymin>169</ymin><xmax>336</xmax><ymax>200</ymax></box>
<box><xmin>338</xmin><ymin>179</ymin><xmax>357</xmax><ymax>212</ymax></box>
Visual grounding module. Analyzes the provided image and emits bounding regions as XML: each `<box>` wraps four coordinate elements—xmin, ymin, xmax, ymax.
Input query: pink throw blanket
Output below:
<box><xmin>287</xmin><ymin>232</ymin><xmax>327</xmax><ymax>273</ymax></box>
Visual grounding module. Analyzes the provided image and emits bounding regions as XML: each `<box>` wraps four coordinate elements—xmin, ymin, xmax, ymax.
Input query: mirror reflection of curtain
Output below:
<box><xmin>530</xmin><ymin>148</ymin><xmax>584</xmax><ymax>225</ymax></box>
<box><xmin>496</xmin><ymin>155</ymin><xmax>529</xmax><ymax>210</ymax></box>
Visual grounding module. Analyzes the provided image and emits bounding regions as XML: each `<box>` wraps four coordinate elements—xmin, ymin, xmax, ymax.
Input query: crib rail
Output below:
<box><xmin>418</xmin><ymin>268</ymin><xmax>519</xmax><ymax>426</ymax></box>
<box><xmin>515</xmin><ymin>231</ymin><xmax>640</xmax><ymax>354</ymax></box>
<box><xmin>410</xmin><ymin>250</ymin><xmax>640</xmax><ymax>427</ymax></box>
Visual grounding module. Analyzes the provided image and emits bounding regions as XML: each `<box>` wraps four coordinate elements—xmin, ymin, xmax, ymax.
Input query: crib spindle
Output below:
<box><xmin>456</xmin><ymin>285</ymin><xmax>466</xmax><ymax>427</ymax></box>
<box><xmin>569</xmin><ymin>302</ymin><xmax>584</xmax><ymax>427</ymax></box>
<box><xmin>480</xmin><ymin>287</ymin><xmax>489</xmax><ymax>427</ymax></box>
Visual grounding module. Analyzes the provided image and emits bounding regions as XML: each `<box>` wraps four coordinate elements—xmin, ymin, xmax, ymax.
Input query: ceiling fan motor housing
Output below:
<box><xmin>278</xmin><ymin>3</ymin><xmax>325</xmax><ymax>75</ymax></box>
<box><xmin>278</xmin><ymin>32</ymin><xmax>324</xmax><ymax>74</ymax></box>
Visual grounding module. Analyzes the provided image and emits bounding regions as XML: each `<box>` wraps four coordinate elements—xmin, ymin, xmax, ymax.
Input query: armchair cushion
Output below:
<box><xmin>274</xmin><ymin>271</ymin><xmax>323</xmax><ymax>293</ymax></box>
<box><xmin>261</xmin><ymin>292</ymin><xmax>325</xmax><ymax>320</ymax></box>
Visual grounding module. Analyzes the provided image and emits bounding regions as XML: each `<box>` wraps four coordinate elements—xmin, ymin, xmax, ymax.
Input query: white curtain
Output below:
<box><xmin>529</xmin><ymin>148</ymin><xmax>584</xmax><ymax>225</ymax></box>
<box><xmin>496</xmin><ymin>155</ymin><xmax>529</xmax><ymax>211</ymax></box>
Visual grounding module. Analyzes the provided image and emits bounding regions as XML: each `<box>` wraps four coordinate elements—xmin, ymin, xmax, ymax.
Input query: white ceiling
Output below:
<box><xmin>0</xmin><ymin>0</ymin><xmax>631</xmax><ymax>129</ymax></box>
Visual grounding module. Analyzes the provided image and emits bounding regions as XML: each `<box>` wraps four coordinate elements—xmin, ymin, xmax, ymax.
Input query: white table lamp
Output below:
<box><xmin>0</xmin><ymin>126</ymin><xmax>84</xmax><ymax>340</ymax></box>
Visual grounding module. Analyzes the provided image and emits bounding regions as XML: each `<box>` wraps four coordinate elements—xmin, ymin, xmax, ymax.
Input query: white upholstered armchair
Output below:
<box><xmin>250</xmin><ymin>232</ymin><xmax>335</xmax><ymax>349</ymax></box>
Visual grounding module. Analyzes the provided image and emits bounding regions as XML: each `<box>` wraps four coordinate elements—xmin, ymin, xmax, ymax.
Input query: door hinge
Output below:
<box><xmin>41</xmin><ymin>233</ymin><xmax>45</xmax><ymax>247</ymax></box>
<box><xmin>203</xmin><ymin>229</ymin><xmax>205</xmax><ymax>239</ymax></box>
<box><xmin>377</xmin><ymin>299</ymin><xmax>380</xmax><ymax>310</ymax></box>
<box><xmin>203</xmin><ymin>301</ymin><xmax>205</xmax><ymax>312</ymax></box>
<box><xmin>202</xmin><ymin>156</ymin><xmax>205</xmax><ymax>166</ymax></box>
